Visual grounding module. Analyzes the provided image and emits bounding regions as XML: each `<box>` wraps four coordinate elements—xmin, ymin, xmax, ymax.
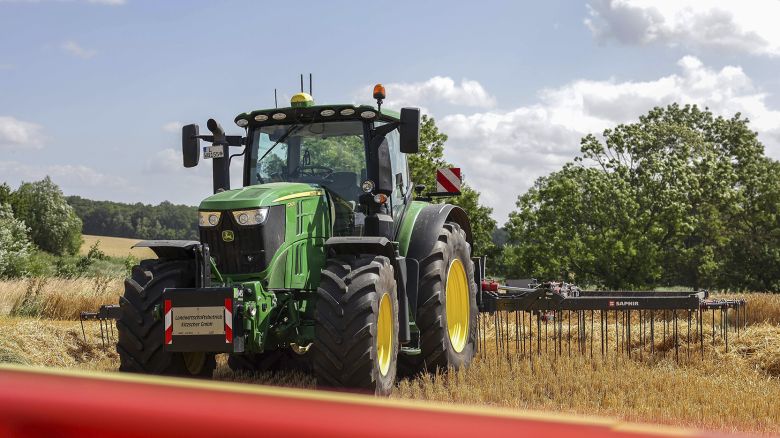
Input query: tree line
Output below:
<box><xmin>65</xmin><ymin>197</ymin><xmax>198</xmax><ymax>241</ymax></box>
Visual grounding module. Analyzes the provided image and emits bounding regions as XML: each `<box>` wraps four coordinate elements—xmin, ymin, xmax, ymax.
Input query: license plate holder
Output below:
<box><xmin>162</xmin><ymin>287</ymin><xmax>237</xmax><ymax>353</ymax></box>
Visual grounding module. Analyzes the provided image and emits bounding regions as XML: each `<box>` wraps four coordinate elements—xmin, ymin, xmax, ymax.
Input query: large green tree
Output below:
<box><xmin>410</xmin><ymin>115</ymin><xmax>498</xmax><ymax>260</ymax></box>
<box><xmin>504</xmin><ymin>104</ymin><xmax>779</xmax><ymax>290</ymax></box>
<box><xmin>11</xmin><ymin>177</ymin><xmax>82</xmax><ymax>256</ymax></box>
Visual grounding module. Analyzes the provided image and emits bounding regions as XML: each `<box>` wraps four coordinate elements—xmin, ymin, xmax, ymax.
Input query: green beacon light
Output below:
<box><xmin>290</xmin><ymin>92</ymin><xmax>314</xmax><ymax>108</ymax></box>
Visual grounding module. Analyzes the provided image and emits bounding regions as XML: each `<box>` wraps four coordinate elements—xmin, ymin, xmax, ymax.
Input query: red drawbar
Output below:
<box><xmin>0</xmin><ymin>366</ymin><xmax>723</xmax><ymax>438</ymax></box>
<box><xmin>224</xmin><ymin>298</ymin><xmax>233</xmax><ymax>344</ymax></box>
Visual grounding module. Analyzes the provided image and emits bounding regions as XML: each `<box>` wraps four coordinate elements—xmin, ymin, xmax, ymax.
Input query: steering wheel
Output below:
<box><xmin>297</xmin><ymin>165</ymin><xmax>334</xmax><ymax>178</ymax></box>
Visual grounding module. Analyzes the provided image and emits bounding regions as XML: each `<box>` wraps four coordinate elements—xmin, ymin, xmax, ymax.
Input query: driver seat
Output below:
<box><xmin>323</xmin><ymin>171</ymin><xmax>361</xmax><ymax>203</ymax></box>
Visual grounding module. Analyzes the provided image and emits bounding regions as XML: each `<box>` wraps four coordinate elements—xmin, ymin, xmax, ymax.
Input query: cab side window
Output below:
<box><xmin>385</xmin><ymin>128</ymin><xmax>410</xmax><ymax>220</ymax></box>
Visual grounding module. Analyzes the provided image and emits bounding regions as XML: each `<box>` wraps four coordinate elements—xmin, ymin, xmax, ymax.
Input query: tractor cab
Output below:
<box><xmin>240</xmin><ymin>94</ymin><xmax>418</xmax><ymax>237</ymax></box>
<box><xmin>182</xmin><ymin>86</ymin><xmax>420</xmax><ymax>240</ymax></box>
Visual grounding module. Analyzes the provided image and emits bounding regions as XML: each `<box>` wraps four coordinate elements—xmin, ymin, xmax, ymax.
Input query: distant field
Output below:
<box><xmin>80</xmin><ymin>235</ymin><xmax>156</xmax><ymax>259</ymax></box>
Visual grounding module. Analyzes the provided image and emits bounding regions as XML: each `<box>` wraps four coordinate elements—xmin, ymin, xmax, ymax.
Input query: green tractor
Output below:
<box><xmin>116</xmin><ymin>85</ymin><xmax>478</xmax><ymax>395</ymax></box>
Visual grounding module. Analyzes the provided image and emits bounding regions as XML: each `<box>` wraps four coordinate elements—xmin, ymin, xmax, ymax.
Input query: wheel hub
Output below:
<box><xmin>376</xmin><ymin>293</ymin><xmax>393</xmax><ymax>376</ymax></box>
<box><xmin>445</xmin><ymin>258</ymin><xmax>469</xmax><ymax>353</ymax></box>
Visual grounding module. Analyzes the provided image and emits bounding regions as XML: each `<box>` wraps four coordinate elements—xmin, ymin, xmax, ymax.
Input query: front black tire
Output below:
<box><xmin>313</xmin><ymin>255</ymin><xmax>399</xmax><ymax>395</ymax></box>
<box><xmin>399</xmin><ymin>222</ymin><xmax>478</xmax><ymax>376</ymax></box>
<box><xmin>116</xmin><ymin>260</ymin><xmax>216</xmax><ymax>378</ymax></box>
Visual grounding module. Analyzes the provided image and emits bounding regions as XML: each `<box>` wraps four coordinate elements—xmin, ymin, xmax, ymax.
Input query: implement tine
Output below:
<box><xmin>699</xmin><ymin>307</ymin><xmax>704</xmax><ymax>360</ymax></box>
<box><xmin>650</xmin><ymin>310</ymin><xmax>655</xmax><ymax>356</ymax></box>
<box><xmin>601</xmin><ymin>310</ymin><xmax>605</xmax><ymax>358</ymax></box>
<box><xmin>614</xmin><ymin>310</ymin><xmax>618</xmax><ymax>358</ymax></box>
<box><xmin>712</xmin><ymin>308</ymin><xmax>715</xmax><ymax>347</ymax></box>
<box><xmin>568</xmin><ymin>310</ymin><xmax>572</xmax><ymax>357</ymax></box>
<box><xmin>590</xmin><ymin>309</ymin><xmax>594</xmax><ymax>359</ymax></box>
<box><xmin>494</xmin><ymin>311</ymin><xmax>499</xmax><ymax>360</ymax></box>
<box><xmin>626</xmin><ymin>310</ymin><xmax>631</xmax><ymax>359</ymax></box>
<box><xmin>724</xmin><ymin>307</ymin><xmax>729</xmax><ymax>353</ymax></box>
<box><xmin>515</xmin><ymin>310</ymin><xmax>520</xmax><ymax>355</ymax></box>
<box><xmin>80</xmin><ymin>319</ymin><xmax>87</xmax><ymax>344</ymax></box>
<box><xmin>673</xmin><ymin>309</ymin><xmax>679</xmax><ymax>363</ymax></box>
<box><xmin>687</xmin><ymin>310</ymin><xmax>691</xmax><ymax>362</ymax></box>
<box><xmin>99</xmin><ymin>319</ymin><xmax>106</xmax><ymax>349</ymax></box>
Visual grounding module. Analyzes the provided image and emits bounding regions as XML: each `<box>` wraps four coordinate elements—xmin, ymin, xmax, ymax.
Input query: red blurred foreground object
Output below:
<box><xmin>0</xmin><ymin>365</ymin><xmax>726</xmax><ymax>438</ymax></box>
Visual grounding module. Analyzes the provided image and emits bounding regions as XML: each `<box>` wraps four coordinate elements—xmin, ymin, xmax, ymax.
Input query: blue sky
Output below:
<box><xmin>2</xmin><ymin>0</ymin><xmax>780</xmax><ymax>223</ymax></box>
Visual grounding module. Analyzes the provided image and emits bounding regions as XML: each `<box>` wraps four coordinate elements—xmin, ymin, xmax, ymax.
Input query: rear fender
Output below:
<box><xmin>405</xmin><ymin>204</ymin><xmax>472</xmax><ymax>262</ymax></box>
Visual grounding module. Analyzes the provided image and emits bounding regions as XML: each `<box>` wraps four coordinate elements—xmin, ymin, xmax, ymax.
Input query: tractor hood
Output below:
<box><xmin>198</xmin><ymin>182</ymin><xmax>323</xmax><ymax>211</ymax></box>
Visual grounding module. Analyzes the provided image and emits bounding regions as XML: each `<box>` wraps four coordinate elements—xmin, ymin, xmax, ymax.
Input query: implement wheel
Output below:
<box><xmin>400</xmin><ymin>222</ymin><xmax>477</xmax><ymax>376</ymax></box>
<box><xmin>313</xmin><ymin>254</ymin><xmax>399</xmax><ymax>395</ymax></box>
<box><xmin>116</xmin><ymin>260</ymin><xmax>216</xmax><ymax>378</ymax></box>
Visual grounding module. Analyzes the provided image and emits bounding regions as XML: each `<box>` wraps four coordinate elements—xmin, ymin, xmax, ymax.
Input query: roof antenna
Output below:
<box><xmin>309</xmin><ymin>73</ymin><xmax>313</xmax><ymax>96</ymax></box>
<box><xmin>300</xmin><ymin>74</ymin><xmax>304</xmax><ymax>93</ymax></box>
<box><xmin>274</xmin><ymin>89</ymin><xmax>278</xmax><ymax>108</ymax></box>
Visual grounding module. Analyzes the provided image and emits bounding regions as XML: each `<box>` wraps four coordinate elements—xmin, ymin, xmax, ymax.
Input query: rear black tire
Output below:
<box><xmin>313</xmin><ymin>255</ymin><xmax>399</xmax><ymax>395</ymax></box>
<box><xmin>399</xmin><ymin>222</ymin><xmax>478</xmax><ymax>377</ymax></box>
<box><xmin>116</xmin><ymin>260</ymin><xmax>216</xmax><ymax>378</ymax></box>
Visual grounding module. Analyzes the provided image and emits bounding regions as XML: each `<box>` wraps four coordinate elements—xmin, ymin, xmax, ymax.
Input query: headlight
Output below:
<box><xmin>199</xmin><ymin>211</ymin><xmax>222</xmax><ymax>227</ymax></box>
<box><xmin>232</xmin><ymin>207</ymin><xmax>268</xmax><ymax>226</ymax></box>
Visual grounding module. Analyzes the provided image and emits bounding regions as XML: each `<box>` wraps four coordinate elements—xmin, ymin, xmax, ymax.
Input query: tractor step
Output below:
<box><xmin>400</xmin><ymin>346</ymin><xmax>421</xmax><ymax>356</ymax></box>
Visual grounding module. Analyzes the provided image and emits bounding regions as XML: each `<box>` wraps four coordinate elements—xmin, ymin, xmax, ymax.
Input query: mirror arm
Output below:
<box><xmin>370</xmin><ymin>121</ymin><xmax>399</xmax><ymax>142</ymax></box>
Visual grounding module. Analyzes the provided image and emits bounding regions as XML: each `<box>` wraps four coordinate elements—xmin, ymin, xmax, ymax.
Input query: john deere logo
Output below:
<box><xmin>221</xmin><ymin>230</ymin><xmax>234</xmax><ymax>242</ymax></box>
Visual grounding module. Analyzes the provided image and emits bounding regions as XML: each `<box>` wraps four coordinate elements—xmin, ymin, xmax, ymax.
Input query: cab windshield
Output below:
<box><xmin>248</xmin><ymin>121</ymin><xmax>367</xmax><ymax>204</ymax></box>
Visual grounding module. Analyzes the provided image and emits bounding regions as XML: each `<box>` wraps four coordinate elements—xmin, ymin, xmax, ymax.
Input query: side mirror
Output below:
<box><xmin>399</xmin><ymin>107</ymin><xmax>420</xmax><ymax>154</ymax></box>
<box><xmin>182</xmin><ymin>124</ymin><xmax>200</xmax><ymax>168</ymax></box>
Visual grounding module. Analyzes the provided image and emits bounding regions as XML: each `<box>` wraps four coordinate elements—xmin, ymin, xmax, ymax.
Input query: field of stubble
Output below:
<box><xmin>0</xmin><ymin>277</ymin><xmax>778</xmax><ymax>435</ymax></box>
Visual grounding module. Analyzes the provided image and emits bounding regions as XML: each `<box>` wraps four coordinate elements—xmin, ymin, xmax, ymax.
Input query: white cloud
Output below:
<box><xmin>86</xmin><ymin>0</ymin><xmax>124</xmax><ymax>4</ymax></box>
<box><xmin>0</xmin><ymin>160</ymin><xmax>129</xmax><ymax>190</ymax></box>
<box><xmin>0</xmin><ymin>116</ymin><xmax>45</xmax><ymax>149</ymax></box>
<box><xmin>357</xmin><ymin>76</ymin><xmax>496</xmax><ymax>112</ymax></box>
<box><xmin>61</xmin><ymin>40</ymin><xmax>96</xmax><ymax>59</ymax></box>
<box><xmin>162</xmin><ymin>121</ymin><xmax>183</xmax><ymax>133</ymax></box>
<box><xmin>586</xmin><ymin>0</ymin><xmax>780</xmax><ymax>57</ymax></box>
<box><xmin>435</xmin><ymin>57</ymin><xmax>780</xmax><ymax>224</ymax></box>
<box><xmin>143</xmin><ymin>147</ymin><xmax>231</xmax><ymax>202</ymax></box>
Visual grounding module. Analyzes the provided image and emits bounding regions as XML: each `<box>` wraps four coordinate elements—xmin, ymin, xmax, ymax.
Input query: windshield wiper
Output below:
<box><xmin>257</xmin><ymin>124</ymin><xmax>303</xmax><ymax>164</ymax></box>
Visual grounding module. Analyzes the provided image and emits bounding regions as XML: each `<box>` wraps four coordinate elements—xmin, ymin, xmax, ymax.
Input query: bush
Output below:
<box><xmin>0</xmin><ymin>203</ymin><xmax>33</xmax><ymax>278</ymax></box>
<box><xmin>10</xmin><ymin>177</ymin><xmax>82</xmax><ymax>256</ymax></box>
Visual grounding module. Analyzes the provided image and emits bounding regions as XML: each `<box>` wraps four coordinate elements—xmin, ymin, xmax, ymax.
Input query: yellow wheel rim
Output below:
<box><xmin>446</xmin><ymin>258</ymin><xmax>469</xmax><ymax>353</ymax></box>
<box><xmin>376</xmin><ymin>293</ymin><xmax>393</xmax><ymax>376</ymax></box>
<box><xmin>182</xmin><ymin>352</ymin><xmax>206</xmax><ymax>375</ymax></box>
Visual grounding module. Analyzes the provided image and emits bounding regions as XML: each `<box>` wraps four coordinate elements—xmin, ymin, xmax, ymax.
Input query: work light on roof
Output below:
<box><xmin>254</xmin><ymin>114</ymin><xmax>268</xmax><ymax>122</ymax></box>
<box><xmin>361</xmin><ymin>110</ymin><xmax>376</xmax><ymax>119</ymax></box>
<box><xmin>272</xmin><ymin>113</ymin><xmax>287</xmax><ymax>120</ymax></box>
<box><xmin>320</xmin><ymin>109</ymin><xmax>335</xmax><ymax>117</ymax></box>
<box><xmin>340</xmin><ymin>108</ymin><xmax>355</xmax><ymax>116</ymax></box>
<box><xmin>236</xmin><ymin>119</ymin><xmax>248</xmax><ymax>127</ymax></box>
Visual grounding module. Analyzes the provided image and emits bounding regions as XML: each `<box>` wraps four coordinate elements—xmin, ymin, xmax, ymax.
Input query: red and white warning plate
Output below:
<box><xmin>436</xmin><ymin>167</ymin><xmax>462</xmax><ymax>194</ymax></box>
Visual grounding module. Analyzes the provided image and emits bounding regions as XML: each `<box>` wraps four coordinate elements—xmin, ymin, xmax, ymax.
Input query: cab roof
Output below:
<box><xmin>234</xmin><ymin>104</ymin><xmax>401</xmax><ymax>129</ymax></box>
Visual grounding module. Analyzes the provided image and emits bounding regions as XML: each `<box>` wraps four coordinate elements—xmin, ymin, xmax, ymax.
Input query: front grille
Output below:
<box><xmin>200</xmin><ymin>205</ymin><xmax>285</xmax><ymax>275</ymax></box>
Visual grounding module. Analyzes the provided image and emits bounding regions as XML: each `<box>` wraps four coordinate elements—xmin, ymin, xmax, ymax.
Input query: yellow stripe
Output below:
<box><xmin>273</xmin><ymin>190</ymin><xmax>323</xmax><ymax>203</ymax></box>
<box><xmin>0</xmin><ymin>364</ymin><xmax>699</xmax><ymax>436</ymax></box>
